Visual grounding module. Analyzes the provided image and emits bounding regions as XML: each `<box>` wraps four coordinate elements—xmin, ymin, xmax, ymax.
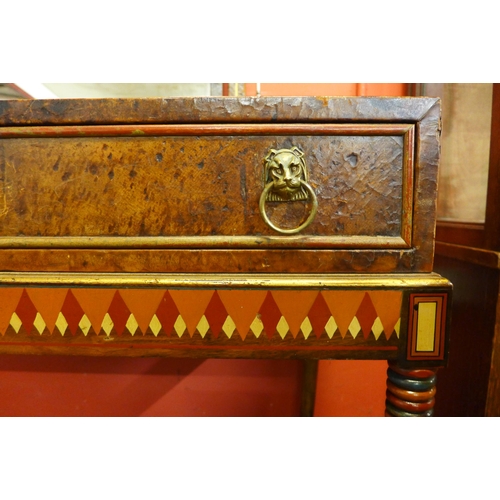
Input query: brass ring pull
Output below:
<box><xmin>259</xmin><ymin>179</ymin><xmax>318</xmax><ymax>235</ymax></box>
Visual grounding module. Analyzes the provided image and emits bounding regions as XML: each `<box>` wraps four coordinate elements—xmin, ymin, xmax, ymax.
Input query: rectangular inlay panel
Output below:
<box><xmin>407</xmin><ymin>294</ymin><xmax>447</xmax><ymax>360</ymax></box>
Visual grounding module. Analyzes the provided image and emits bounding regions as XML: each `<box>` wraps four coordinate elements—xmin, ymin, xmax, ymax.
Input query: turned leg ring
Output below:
<box><xmin>385</xmin><ymin>362</ymin><xmax>438</xmax><ymax>417</ymax></box>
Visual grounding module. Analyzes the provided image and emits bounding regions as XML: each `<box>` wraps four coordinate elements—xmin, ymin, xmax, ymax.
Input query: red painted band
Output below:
<box><xmin>386</xmin><ymin>391</ymin><xmax>435</xmax><ymax>412</ymax></box>
<box><xmin>0</xmin><ymin>123</ymin><xmax>412</xmax><ymax>138</ymax></box>
<box><xmin>0</xmin><ymin>340</ymin><xmax>398</xmax><ymax>352</ymax></box>
<box><xmin>386</xmin><ymin>380</ymin><xmax>436</xmax><ymax>402</ymax></box>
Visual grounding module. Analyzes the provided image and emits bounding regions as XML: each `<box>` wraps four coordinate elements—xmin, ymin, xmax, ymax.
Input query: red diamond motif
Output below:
<box><xmin>356</xmin><ymin>293</ymin><xmax>378</xmax><ymax>339</ymax></box>
<box><xmin>308</xmin><ymin>292</ymin><xmax>333</xmax><ymax>338</ymax></box>
<box><xmin>258</xmin><ymin>292</ymin><xmax>282</xmax><ymax>339</ymax></box>
<box><xmin>107</xmin><ymin>291</ymin><xmax>131</xmax><ymax>336</ymax></box>
<box><xmin>60</xmin><ymin>290</ymin><xmax>85</xmax><ymax>336</ymax></box>
<box><xmin>15</xmin><ymin>289</ymin><xmax>38</xmax><ymax>334</ymax></box>
<box><xmin>203</xmin><ymin>291</ymin><xmax>228</xmax><ymax>339</ymax></box>
<box><xmin>155</xmin><ymin>291</ymin><xmax>179</xmax><ymax>337</ymax></box>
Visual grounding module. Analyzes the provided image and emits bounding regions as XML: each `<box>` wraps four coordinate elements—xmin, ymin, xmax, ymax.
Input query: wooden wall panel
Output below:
<box><xmin>433</xmin><ymin>255</ymin><xmax>498</xmax><ymax>416</ymax></box>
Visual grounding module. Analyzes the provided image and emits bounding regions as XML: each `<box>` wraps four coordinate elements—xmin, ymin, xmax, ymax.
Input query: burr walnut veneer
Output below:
<box><xmin>0</xmin><ymin>97</ymin><xmax>451</xmax><ymax>416</ymax></box>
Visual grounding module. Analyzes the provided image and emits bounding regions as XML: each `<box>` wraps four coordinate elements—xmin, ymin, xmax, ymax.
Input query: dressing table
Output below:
<box><xmin>0</xmin><ymin>96</ymin><xmax>451</xmax><ymax>416</ymax></box>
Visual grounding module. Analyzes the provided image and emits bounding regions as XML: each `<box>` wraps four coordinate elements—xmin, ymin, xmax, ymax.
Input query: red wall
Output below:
<box><xmin>0</xmin><ymin>83</ymin><xmax>407</xmax><ymax>417</ymax></box>
<box><xmin>0</xmin><ymin>355</ymin><xmax>302</xmax><ymax>416</ymax></box>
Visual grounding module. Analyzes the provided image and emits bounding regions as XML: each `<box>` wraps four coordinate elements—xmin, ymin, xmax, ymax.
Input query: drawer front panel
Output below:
<box><xmin>0</xmin><ymin>124</ymin><xmax>412</xmax><ymax>248</ymax></box>
<box><xmin>0</xmin><ymin>97</ymin><xmax>440</xmax><ymax>273</ymax></box>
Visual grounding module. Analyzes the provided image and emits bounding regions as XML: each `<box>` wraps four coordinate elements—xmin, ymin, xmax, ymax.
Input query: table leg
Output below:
<box><xmin>385</xmin><ymin>361</ymin><xmax>438</xmax><ymax>417</ymax></box>
<box><xmin>301</xmin><ymin>359</ymin><xmax>319</xmax><ymax>417</ymax></box>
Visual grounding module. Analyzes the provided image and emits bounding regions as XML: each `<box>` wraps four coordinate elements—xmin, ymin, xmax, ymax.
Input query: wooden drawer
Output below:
<box><xmin>0</xmin><ymin>96</ymin><xmax>440</xmax><ymax>274</ymax></box>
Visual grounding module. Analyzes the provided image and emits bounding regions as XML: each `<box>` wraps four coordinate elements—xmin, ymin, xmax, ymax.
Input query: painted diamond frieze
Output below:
<box><xmin>0</xmin><ymin>288</ymin><xmax>402</xmax><ymax>341</ymax></box>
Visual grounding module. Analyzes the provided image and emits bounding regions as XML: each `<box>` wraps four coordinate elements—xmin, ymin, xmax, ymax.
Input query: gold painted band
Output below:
<box><xmin>0</xmin><ymin>272</ymin><xmax>452</xmax><ymax>289</ymax></box>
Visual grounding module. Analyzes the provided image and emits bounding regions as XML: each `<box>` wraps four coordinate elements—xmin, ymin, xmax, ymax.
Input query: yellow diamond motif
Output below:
<box><xmin>276</xmin><ymin>316</ymin><xmax>289</xmax><ymax>339</ymax></box>
<box><xmin>34</xmin><ymin>312</ymin><xmax>46</xmax><ymax>335</ymax></box>
<box><xmin>149</xmin><ymin>314</ymin><xmax>162</xmax><ymax>336</ymax></box>
<box><xmin>196</xmin><ymin>315</ymin><xmax>210</xmax><ymax>338</ymax></box>
<box><xmin>324</xmin><ymin>317</ymin><xmax>337</xmax><ymax>338</ymax></box>
<box><xmin>250</xmin><ymin>316</ymin><xmax>264</xmax><ymax>338</ymax></box>
<box><xmin>174</xmin><ymin>315</ymin><xmax>186</xmax><ymax>337</ymax></box>
<box><xmin>300</xmin><ymin>317</ymin><xmax>313</xmax><ymax>339</ymax></box>
<box><xmin>394</xmin><ymin>318</ymin><xmax>401</xmax><ymax>338</ymax></box>
<box><xmin>55</xmin><ymin>312</ymin><xmax>68</xmax><ymax>336</ymax></box>
<box><xmin>101</xmin><ymin>313</ymin><xmax>114</xmax><ymax>336</ymax></box>
<box><xmin>79</xmin><ymin>314</ymin><xmax>92</xmax><ymax>336</ymax></box>
<box><xmin>348</xmin><ymin>317</ymin><xmax>361</xmax><ymax>339</ymax></box>
<box><xmin>222</xmin><ymin>316</ymin><xmax>236</xmax><ymax>338</ymax></box>
<box><xmin>10</xmin><ymin>313</ymin><xmax>22</xmax><ymax>334</ymax></box>
<box><xmin>372</xmin><ymin>317</ymin><xmax>384</xmax><ymax>340</ymax></box>
<box><xmin>126</xmin><ymin>314</ymin><xmax>139</xmax><ymax>336</ymax></box>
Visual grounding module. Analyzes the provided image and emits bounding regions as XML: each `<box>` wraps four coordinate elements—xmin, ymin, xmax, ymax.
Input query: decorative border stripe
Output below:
<box><xmin>0</xmin><ymin>288</ymin><xmax>403</xmax><ymax>343</ymax></box>
<box><xmin>0</xmin><ymin>340</ymin><xmax>399</xmax><ymax>352</ymax></box>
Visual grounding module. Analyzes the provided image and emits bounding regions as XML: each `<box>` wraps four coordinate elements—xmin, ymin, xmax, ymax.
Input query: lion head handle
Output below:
<box><xmin>263</xmin><ymin>147</ymin><xmax>309</xmax><ymax>202</ymax></box>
